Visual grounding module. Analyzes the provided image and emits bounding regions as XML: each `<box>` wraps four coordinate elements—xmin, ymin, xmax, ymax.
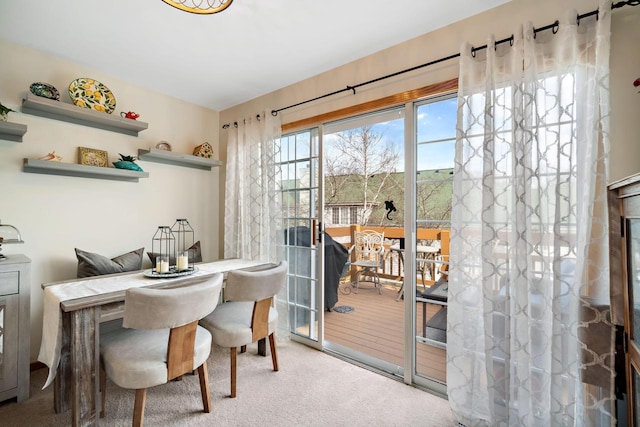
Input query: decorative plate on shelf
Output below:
<box><xmin>143</xmin><ymin>266</ymin><xmax>198</xmax><ymax>278</ymax></box>
<box><xmin>68</xmin><ymin>78</ymin><xmax>116</xmax><ymax>114</ymax></box>
<box><xmin>29</xmin><ymin>82</ymin><xmax>60</xmax><ymax>101</ymax></box>
<box><xmin>155</xmin><ymin>141</ymin><xmax>172</xmax><ymax>151</ymax></box>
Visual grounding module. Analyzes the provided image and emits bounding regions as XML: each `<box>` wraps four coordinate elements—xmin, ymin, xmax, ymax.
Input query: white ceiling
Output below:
<box><xmin>0</xmin><ymin>0</ymin><xmax>509</xmax><ymax>111</ymax></box>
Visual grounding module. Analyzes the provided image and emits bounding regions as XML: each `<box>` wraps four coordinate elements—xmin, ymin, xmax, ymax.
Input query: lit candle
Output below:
<box><xmin>176</xmin><ymin>252</ymin><xmax>189</xmax><ymax>271</ymax></box>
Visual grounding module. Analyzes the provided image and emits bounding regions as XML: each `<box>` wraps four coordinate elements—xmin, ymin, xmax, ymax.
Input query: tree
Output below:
<box><xmin>325</xmin><ymin>125</ymin><xmax>400</xmax><ymax>225</ymax></box>
<box><xmin>415</xmin><ymin>169</ymin><xmax>453</xmax><ymax>230</ymax></box>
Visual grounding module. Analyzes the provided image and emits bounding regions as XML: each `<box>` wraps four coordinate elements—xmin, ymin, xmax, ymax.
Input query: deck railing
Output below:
<box><xmin>325</xmin><ymin>225</ymin><xmax>450</xmax><ymax>287</ymax></box>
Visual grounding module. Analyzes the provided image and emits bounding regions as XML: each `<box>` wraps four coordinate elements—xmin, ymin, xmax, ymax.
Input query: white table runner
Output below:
<box><xmin>37</xmin><ymin>259</ymin><xmax>265</xmax><ymax>388</ymax></box>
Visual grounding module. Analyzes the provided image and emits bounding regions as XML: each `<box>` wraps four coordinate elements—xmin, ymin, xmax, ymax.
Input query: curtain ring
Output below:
<box><xmin>256</xmin><ymin>114</ymin><xmax>261</xmax><ymax>121</ymax></box>
<box><xmin>552</xmin><ymin>20</ymin><xmax>559</xmax><ymax>34</ymax></box>
<box><xmin>222</xmin><ymin>123</ymin><xmax>229</xmax><ymax>129</ymax></box>
<box><xmin>509</xmin><ymin>35</ymin><xmax>514</xmax><ymax>46</ymax></box>
<box><xmin>471</xmin><ymin>46</ymin><xmax>476</xmax><ymax>58</ymax></box>
<box><xmin>271</xmin><ymin>110</ymin><xmax>278</xmax><ymax>116</ymax></box>
<box><xmin>234</xmin><ymin>121</ymin><xmax>238</xmax><ymax>128</ymax></box>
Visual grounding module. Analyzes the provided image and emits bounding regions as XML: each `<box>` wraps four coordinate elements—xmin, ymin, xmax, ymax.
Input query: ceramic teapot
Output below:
<box><xmin>120</xmin><ymin>111</ymin><xmax>140</xmax><ymax>120</ymax></box>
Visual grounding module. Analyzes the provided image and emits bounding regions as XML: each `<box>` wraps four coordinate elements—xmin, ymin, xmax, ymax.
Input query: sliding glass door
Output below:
<box><xmin>279</xmin><ymin>91</ymin><xmax>456</xmax><ymax>397</ymax></box>
<box><xmin>278</xmin><ymin>129</ymin><xmax>324</xmax><ymax>348</ymax></box>
<box><xmin>322</xmin><ymin>107</ymin><xmax>406</xmax><ymax>375</ymax></box>
<box><xmin>410</xmin><ymin>94</ymin><xmax>456</xmax><ymax>394</ymax></box>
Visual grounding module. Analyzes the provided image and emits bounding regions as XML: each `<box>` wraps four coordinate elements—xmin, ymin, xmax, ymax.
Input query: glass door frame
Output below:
<box><xmin>405</xmin><ymin>93</ymin><xmax>456</xmax><ymax>396</ymax></box>
<box><xmin>319</xmin><ymin>106</ymin><xmax>408</xmax><ymax>378</ymax></box>
<box><xmin>282</xmin><ymin>88</ymin><xmax>456</xmax><ymax>398</ymax></box>
<box><xmin>281</xmin><ymin>127</ymin><xmax>324</xmax><ymax>351</ymax></box>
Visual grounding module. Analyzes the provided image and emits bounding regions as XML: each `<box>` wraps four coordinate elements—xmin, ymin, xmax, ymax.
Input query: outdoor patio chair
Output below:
<box><xmin>349</xmin><ymin>230</ymin><xmax>385</xmax><ymax>294</ymax></box>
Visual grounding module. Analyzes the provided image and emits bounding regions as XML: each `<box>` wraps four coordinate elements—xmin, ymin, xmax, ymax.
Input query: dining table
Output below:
<box><xmin>37</xmin><ymin>258</ymin><xmax>270</xmax><ymax>427</ymax></box>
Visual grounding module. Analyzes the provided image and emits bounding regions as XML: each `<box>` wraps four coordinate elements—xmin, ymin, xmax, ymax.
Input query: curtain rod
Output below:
<box><xmin>222</xmin><ymin>0</ymin><xmax>637</xmax><ymax>129</ymax></box>
<box><xmin>221</xmin><ymin>114</ymin><xmax>262</xmax><ymax>130</ymax></box>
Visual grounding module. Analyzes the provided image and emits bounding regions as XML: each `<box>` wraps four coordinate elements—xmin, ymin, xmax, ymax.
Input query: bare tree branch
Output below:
<box><xmin>325</xmin><ymin>126</ymin><xmax>400</xmax><ymax>225</ymax></box>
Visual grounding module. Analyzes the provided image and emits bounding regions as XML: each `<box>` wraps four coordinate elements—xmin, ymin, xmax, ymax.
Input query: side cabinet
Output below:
<box><xmin>0</xmin><ymin>255</ymin><xmax>31</xmax><ymax>403</ymax></box>
<box><xmin>610</xmin><ymin>173</ymin><xmax>640</xmax><ymax>426</ymax></box>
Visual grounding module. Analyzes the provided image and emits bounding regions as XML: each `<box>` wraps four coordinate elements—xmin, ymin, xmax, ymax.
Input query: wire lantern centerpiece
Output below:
<box><xmin>151</xmin><ymin>226</ymin><xmax>174</xmax><ymax>273</ymax></box>
<box><xmin>171</xmin><ymin>218</ymin><xmax>197</xmax><ymax>270</ymax></box>
<box><xmin>171</xmin><ymin>219</ymin><xmax>195</xmax><ymax>254</ymax></box>
<box><xmin>161</xmin><ymin>0</ymin><xmax>233</xmax><ymax>14</ymax></box>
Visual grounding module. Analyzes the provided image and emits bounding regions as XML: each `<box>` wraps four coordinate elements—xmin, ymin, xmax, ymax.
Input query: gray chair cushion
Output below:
<box><xmin>200</xmin><ymin>301</ymin><xmax>279</xmax><ymax>348</ymax></box>
<box><xmin>100</xmin><ymin>326</ymin><xmax>211</xmax><ymax>389</ymax></box>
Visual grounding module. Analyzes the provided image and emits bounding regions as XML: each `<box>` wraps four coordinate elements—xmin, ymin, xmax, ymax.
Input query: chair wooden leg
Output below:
<box><xmin>133</xmin><ymin>388</ymin><xmax>147</xmax><ymax>427</ymax></box>
<box><xmin>240</xmin><ymin>345</ymin><xmax>247</xmax><ymax>353</ymax></box>
<box><xmin>197</xmin><ymin>363</ymin><xmax>212</xmax><ymax>413</ymax></box>
<box><xmin>230</xmin><ymin>347</ymin><xmax>237</xmax><ymax>398</ymax></box>
<box><xmin>268</xmin><ymin>333</ymin><xmax>279</xmax><ymax>372</ymax></box>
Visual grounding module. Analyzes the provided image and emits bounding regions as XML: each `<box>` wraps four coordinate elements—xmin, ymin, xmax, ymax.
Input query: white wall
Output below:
<box><xmin>0</xmin><ymin>38</ymin><xmax>221</xmax><ymax>360</ymax></box>
<box><xmin>219</xmin><ymin>0</ymin><xmax>639</xmax><ymax>187</ymax></box>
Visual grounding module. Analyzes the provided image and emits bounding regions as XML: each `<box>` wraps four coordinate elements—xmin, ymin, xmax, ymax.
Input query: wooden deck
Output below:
<box><xmin>324</xmin><ymin>280</ymin><xmax>447</xmax><ymax>384</ymax></box>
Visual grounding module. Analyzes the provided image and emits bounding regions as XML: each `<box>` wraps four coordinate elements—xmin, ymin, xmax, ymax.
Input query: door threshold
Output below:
<box><xmin>322</xmin><ymin>341</ymin><xmax>403</xmax><ymax>380</ymax></box>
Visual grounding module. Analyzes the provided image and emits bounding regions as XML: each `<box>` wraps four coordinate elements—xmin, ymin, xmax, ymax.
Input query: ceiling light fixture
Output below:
<box><xmin>162</xmin><ymin>0</ymin><xmax>233</xmax><ymax>15</ymax></box>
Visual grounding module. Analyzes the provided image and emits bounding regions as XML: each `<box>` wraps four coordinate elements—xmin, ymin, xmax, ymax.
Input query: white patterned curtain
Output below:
<box><xmin>224</xmin><ymin>112</ymin><xmax>289</xmax><ymax>337</ymax></box>
<box><xmin>224</xmin><ymin>112</ymin><xmax>282</xmax><ymax>262</ymax></box>
<box><xmin>447</xmin><ymin>2</ymin><xmax>613</xmax><ymax>425</ymax></box>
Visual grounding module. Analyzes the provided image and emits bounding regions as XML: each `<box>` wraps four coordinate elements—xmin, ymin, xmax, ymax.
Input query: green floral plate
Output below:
<box><xmin>29</xmin><ymin>82</ymin><xmax>60</xmax><ymax>101</ymax></box>
<box><xmin>68</xmin><ymin>78</ymin><xmax>116</xmax><ymax>114</ymax></box>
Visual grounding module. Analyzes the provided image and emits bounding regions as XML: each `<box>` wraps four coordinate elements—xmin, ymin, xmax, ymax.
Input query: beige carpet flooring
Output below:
<box><xmin>0</xmin><ymin>341</ymin><xmax>453</xmax><ymax>426</ymax></box>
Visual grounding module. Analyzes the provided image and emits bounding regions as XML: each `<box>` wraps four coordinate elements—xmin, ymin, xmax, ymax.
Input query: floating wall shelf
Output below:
<box><xmin>0</xmin><ymin>121</ymin><xmax>28</xmax><ymax>142</ymax></box>
<box><xmin>23</xmin><ymin>159</ymin><xmax>149</xmax><ymax>182</ymax></box>
<box><xmin>21</xmin><ymin>93</ymin><xmax>148</xmax><ymax>136</ymax></box>
<box><xmin>138</xmin><ymin>148</ymin><xmax>223</xmax><ymax>170</ymax></box>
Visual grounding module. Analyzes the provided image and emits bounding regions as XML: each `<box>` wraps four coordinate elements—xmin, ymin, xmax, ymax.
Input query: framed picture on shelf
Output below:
<box><xmin>78</xmin><ymin>147</ymin><xmax>108</xmax><ymax>167</ymax></box>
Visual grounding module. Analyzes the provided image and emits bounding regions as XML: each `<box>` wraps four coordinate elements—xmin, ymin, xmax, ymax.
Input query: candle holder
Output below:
<box><xmin>171</xmin><ymin>218</ymin><xmax>195</xmax><ymax>262</ymax></box>
<box><xmin>156</xmin><ymin>255</ymin><xmax>170</xmax><ymax>273</ymax></box>
<box><xmin>176</xmin><ymin>251</ymin><xmax>189</xmax><ymax>271</ymax></box>
<box><xmin>151</xmin><ymin>226</ymin><xmax>174</xmax><ymax>272</ymax></box>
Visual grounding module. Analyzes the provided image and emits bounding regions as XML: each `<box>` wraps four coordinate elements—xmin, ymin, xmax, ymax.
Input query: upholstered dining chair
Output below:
<box><xmin>99</xmin><ymin>274</ymin><xmax>224</xmax><ymax>426</ymax></box>
<box><xmin>199</xmin><ymin>260</ymin><xmax>288</xmax><ymax>398</ymax></box>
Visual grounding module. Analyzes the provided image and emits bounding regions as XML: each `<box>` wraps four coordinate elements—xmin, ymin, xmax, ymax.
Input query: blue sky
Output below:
<box><xmin>361</xmin><ymin>97</ymin><xmax>457</xmax><ymax>172</ymax></box>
